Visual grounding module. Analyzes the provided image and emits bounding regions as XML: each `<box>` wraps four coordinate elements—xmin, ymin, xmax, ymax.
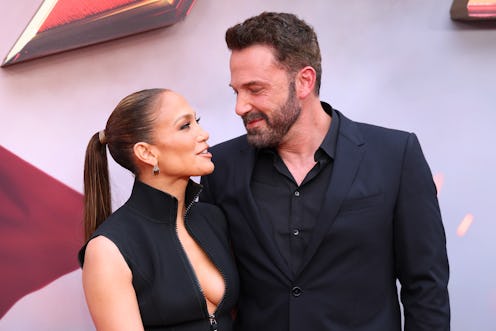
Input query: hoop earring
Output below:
<box><xmin>153</xmin><ymin>164</ymin><xmax>160</xmax><ymax>176</ymax></box>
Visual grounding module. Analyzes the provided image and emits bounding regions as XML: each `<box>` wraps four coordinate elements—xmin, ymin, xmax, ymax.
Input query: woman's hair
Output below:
<box><xmin>225</xmin><ymin>11</ymin><xmax>322</xmax><ymax>95</ymax></box>
<box><xmin>83</xmin><ymin>88</ymin><xmax>166</xmax><ymax>241</ymax></box>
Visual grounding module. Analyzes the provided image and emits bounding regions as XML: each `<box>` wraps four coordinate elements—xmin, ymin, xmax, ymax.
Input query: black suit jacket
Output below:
<box><xmin>200</xmin><ymin>109</ymin><xmax>450</xmax><ymax>330</ymax></box>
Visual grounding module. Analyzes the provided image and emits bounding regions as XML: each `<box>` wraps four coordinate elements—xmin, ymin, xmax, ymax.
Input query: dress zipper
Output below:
<box><xmin>209</xmin><ymin>314</ymin><xmax>218</xmax><ymax>331</ymax></box>
<box><xmin>185</xmin><ymin>189</ymin><xmax>228</xmax><ymax>313</ymax></box>
<box><xmin>181</xmin><ymin>190</ymin><xmax>223</xmax><ymax>331</ymax></box>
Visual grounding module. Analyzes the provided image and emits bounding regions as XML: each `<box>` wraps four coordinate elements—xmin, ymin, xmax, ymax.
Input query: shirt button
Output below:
<box><xmin>292</xmin><ymin>286</ymin><xmax>302</xmax><ymax>297</ymax></box>
<box><xmin>293</xmin><ymin>229</ymin><xmax>300</xmax><ymax>236</ymax></box>
<box><xmin>294</xmin><ymin>191</ymin><xmax>300</xmax><ymax>197</ymax></box>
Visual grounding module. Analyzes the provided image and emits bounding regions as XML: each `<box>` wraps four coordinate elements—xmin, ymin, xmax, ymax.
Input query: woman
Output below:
<box><xmin>79</xmin><ymin>88</ymin><xmax>238</xmax><ymax>331</ymax></box>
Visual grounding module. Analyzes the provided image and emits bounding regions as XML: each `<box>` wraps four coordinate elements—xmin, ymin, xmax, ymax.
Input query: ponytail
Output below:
<box><xmin>82</xmin><ymin>88</ymin><xmax>166</xmax><ymax>241</ymax></box>
<box><xmin>83</xmin><ymin>132</ymin><xmax>111</xmax><ymax>242</ymax></box>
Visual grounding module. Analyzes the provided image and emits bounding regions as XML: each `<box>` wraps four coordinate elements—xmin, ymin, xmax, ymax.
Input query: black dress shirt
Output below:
<box><xmin>251</xmin><ymin>102</ymin><xmax>340</xmax><ymax>275</ymax></box>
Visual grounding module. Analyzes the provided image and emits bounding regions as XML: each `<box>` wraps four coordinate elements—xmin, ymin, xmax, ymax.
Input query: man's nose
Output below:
<box><xmin>235</xmin><ymin>94</ymin><xmax>252</xmax><ymax>117</ymax></box>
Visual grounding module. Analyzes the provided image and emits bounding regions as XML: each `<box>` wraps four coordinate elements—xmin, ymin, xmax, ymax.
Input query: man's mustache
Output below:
<box><xmin>242</xmin><ymin>111</ymin><xmax>269</xmax><ymax>127</ymax></box>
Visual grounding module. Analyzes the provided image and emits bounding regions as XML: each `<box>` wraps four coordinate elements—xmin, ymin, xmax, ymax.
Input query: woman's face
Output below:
<box><xmin>151</xmin><ymin>91</ymin><xmax>214</xmax><ymax>178</ymax></box>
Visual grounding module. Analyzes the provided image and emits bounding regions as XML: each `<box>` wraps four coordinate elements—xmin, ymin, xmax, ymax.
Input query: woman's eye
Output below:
<box><xmin>180</xmin><ymin>122</ymin><xmax>191</xmax><ymax>130</ymax></box>
<box><xmin>195</xmin><ymin>116</ymin><xmax>201</xmax><ymax>124</ymax></box>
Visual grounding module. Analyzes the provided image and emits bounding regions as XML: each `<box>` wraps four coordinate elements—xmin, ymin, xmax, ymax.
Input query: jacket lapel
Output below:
<box><xmin>297</xmin><ymin>112</ymin><xmax>365</xmax><ymax>275</ymax></box>
<box><xmin>234</xmin><ymin>142</ymin><xmax>293</xmax><ymax>279</ymax></box>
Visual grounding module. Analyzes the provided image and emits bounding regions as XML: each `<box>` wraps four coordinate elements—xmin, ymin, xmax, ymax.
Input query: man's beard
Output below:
<box><xmin>243</xmin><ymin>81</ymin><xmax>301</xmax><ymax>149</ymax></box>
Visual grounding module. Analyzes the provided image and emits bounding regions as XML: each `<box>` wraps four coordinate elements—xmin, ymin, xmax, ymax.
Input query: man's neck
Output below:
<box><xmin>277</xmin><ymin>100</ymin><xmax>331</xmax><ymax>185</ymax></box>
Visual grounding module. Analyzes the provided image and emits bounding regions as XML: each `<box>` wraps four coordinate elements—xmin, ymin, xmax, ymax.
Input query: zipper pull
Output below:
<box><xmin>209</xmin><ymin>314</ymin><xmax>218</xmax><ymax>331</ymax></box>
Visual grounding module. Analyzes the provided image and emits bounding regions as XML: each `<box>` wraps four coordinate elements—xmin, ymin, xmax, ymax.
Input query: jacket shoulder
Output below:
<box><xmin>210</xmin><ymin>135</ymin><xmax>248</xmax><ymax>153</ymax></box>
<box><xmin>336</xmin><ymin>110</ymin><xmax>419</xmax><ymax>158</ymax></box>
<box><xmin>209</xmin><ymin>135</ymin><xmax>253</xmax><ymax>168</ymax></box>
<box><xmin>344</xmin><ymin>111</ymin><xmax>412</xmax><ymax>141</ymax></box>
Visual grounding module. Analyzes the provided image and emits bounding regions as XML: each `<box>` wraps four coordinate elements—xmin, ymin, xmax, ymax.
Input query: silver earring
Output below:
<box><xmin>153</xmin><ymin>164</ymin><xmax>160</xmax><ymax>176</ymax></box>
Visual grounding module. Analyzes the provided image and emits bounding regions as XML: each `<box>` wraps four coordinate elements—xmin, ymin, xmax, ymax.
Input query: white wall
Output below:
<box><xmin>1</xmin><ymin>0</ymin><xmax>495</xmax><ymax>330</ymax></box>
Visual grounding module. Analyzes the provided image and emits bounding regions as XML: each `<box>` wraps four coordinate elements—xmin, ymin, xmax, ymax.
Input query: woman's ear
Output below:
<box><xmin>133</xmin><ymin>142</ymin><xmax>157</xmax><ymax>167</ymax></box>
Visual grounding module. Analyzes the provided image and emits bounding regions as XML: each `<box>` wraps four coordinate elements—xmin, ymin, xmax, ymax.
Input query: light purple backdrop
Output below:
<box><xmin>1</xmin><ymin>0</ymin><xmax>494</xmax><ymax>330</ymax></box>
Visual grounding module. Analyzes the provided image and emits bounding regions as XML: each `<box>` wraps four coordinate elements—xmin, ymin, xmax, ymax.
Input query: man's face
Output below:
<box><xmin>229</xmin><ymin>45</ymin><xmax>301</xmax><ymax>148</ymax></box>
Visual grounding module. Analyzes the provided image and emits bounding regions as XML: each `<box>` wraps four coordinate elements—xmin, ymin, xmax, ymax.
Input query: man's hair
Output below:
<box><xmin>225</xmin><ymin>12</ymin><xmax>322</xmax><ymax>95</ymax></box>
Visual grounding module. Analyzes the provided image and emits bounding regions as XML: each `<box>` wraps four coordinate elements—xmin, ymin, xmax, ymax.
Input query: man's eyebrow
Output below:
<box><xmin>230</xmin><ymin>81</ymin><xmax>263</xmax><ymax>89</ymax></box>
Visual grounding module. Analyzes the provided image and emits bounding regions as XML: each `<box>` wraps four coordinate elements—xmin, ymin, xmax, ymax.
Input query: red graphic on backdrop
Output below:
<box><xmin>0</xmin><ymin>146</ymin><xmax>83</xmax><ymax>318</ymax></box>
<box><xmin>2</xmin><ymin>0</ymin><xmax>196</xmax><ymax>67</ymax></box>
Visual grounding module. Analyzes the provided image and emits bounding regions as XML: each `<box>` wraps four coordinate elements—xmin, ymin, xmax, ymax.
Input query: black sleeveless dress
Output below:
<box><xmin>79</xmin><ymin>179</ymin><xmax>239</xmax><ymax>331</ymax></box>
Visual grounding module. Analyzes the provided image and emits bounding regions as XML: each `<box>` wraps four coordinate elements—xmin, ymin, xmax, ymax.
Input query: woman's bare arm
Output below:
<box><xmin>82</xmin><ymin>236</ymin><xmax>144</xmax><ymax>331</ymax></box>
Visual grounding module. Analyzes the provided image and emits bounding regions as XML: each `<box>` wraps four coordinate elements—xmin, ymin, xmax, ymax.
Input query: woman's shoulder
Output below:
<box><xmin>84</xmin><ymin>236</ymin><xmax>124</xmax><ymax>264</ymax></box>
<box><xmin>78</xmin><ymin>204</ymin><xmax>144</xmax><ymax>267</ymax></box>
<box><xmin>79</xmin><ymin>232</ymin><xmax>128</xmax><ymax>268</ymax></box>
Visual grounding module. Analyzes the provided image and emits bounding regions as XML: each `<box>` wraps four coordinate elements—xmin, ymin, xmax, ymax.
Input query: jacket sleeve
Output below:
<box><xmin>394</xmin><ymin>133</ymin><xmax>450</xmax><ymax>330</ymax></box>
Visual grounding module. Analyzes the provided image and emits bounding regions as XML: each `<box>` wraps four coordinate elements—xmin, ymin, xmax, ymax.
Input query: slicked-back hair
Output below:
<box><xmin>82</xmin><ymin>88</ymin><xmax>166</xmax><ymax>241</ymax></box>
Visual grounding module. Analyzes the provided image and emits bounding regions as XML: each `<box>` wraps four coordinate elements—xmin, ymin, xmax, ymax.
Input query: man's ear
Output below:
<box><xmin>133</xmin><ymin>142</ymin><xmax>157</xmax><ymax>167</ymax></box>
<box><xmin>296</xmin><ymin>66</ymin><xmax>316</xmax><ymax>99</ymax></box>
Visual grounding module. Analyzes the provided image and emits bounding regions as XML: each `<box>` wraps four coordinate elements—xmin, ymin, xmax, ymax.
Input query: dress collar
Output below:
<box><xmin>125</xmin><ymin>179</ymin><xmax>202</xmax><ymax>224</ymax></box>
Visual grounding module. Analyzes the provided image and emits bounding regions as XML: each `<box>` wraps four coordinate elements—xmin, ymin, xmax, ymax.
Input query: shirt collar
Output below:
<box><xmin>317</xmin><ymin>101</ymin><xmax>340</xmax><ymax>161</ymax></box>
<box><xmin>257</xmin><ymin>101</ymin><xmax>340</xmax><ymax>161</ymax></box>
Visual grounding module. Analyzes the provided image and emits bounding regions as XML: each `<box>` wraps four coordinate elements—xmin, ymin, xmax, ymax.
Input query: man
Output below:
<box><xmin>200</xmin><ymin>11</ymin><xmax>450</xmax><ymax>331</ymax></box>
